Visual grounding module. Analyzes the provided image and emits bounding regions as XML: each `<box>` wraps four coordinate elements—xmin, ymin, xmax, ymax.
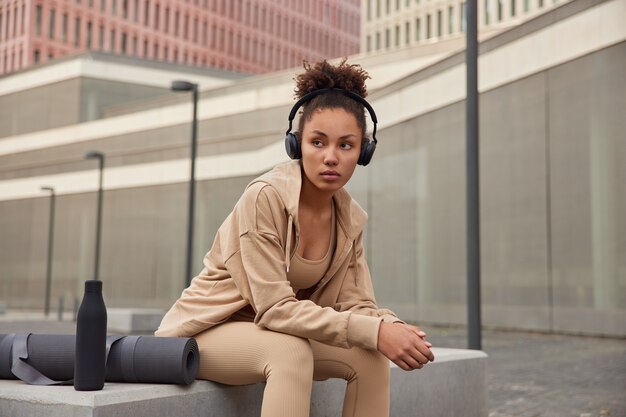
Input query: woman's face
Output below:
<box><xmin>300</xmin><ymin>107</ymin><xmax>362</xmax><ymax>195</ymax></box>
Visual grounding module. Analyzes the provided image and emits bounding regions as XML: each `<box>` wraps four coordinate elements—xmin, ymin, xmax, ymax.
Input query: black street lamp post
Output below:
<box><xmin>41</xmin><ymin>186</ymin><xmax>56</xmax><ymax>317</ymax></box>
<box><xmin>466</xmin><ymin>0</ymin><xmax>482</xmax><ymax>350</ymax></box>
<box><xmin>171</xmin><ymin>80</ymin><xmax>199</xmax><ymax>288</ymax></box>
<box><xmin>85</xmin><ymin>151</ymin><xmax>105</xmax><ymax>281</ymax></box>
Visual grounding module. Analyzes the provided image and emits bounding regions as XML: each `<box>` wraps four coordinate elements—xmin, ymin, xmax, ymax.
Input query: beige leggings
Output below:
<box><xmin>194</xmin><ymin>321</ymin><xmax>390</xmax><ymax>417</ymax></box>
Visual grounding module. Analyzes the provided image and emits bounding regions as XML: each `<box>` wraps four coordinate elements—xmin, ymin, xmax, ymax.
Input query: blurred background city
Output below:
<box><xmin>0</xmin><ymin>0</ymin><xmax>625</xmax><ymax>415</ymax></box>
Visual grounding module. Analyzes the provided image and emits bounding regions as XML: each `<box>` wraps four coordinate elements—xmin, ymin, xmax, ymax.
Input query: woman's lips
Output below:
<box><xmin>321</xmin><ymin>171</ymin><xmax>340</xmax><ymax>181</ymax></box>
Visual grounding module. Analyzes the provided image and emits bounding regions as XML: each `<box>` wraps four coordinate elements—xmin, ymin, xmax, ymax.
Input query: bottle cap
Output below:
<box><xmin>84</xmin><ymin>279</ymin><xmax>102</xmax><ymax>293</ymax></box>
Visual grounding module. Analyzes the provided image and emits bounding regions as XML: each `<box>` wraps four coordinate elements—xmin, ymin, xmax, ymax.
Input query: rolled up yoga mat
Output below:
<box><xmin>0</xmin><ymin>333</ymin><xmax>199</xmax><ymax>385</ymax></box>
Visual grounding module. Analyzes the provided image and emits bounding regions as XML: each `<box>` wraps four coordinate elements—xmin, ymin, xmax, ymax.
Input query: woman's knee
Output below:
<box><xmin>342</xmin><ymin>348</ymin><xmax>390</xmax><ymax>383</ymax></box>
<box><xmin>264</xmin><ymin>332</ymin><xmax>314</xmax><ymax>379</ymax></box>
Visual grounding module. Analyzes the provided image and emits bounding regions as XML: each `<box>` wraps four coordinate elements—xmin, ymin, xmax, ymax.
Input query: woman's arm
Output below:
<box><xmin>334</xmin><ymin>230</ymin><xmax>435</xmax><ymax>370</ymax></box>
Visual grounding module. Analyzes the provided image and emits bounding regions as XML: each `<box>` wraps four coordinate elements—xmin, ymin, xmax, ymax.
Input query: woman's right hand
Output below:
<box><xmin>377</xmin><ymin>322</ymin><xmax>435</xmax><ymax>371</ymax></box>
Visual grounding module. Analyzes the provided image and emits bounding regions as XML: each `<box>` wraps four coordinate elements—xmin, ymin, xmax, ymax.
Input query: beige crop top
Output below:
<box><xmin>287</xmin><ymin>204</ymin><xmax>336</xmax><ymax>291</ymax></box>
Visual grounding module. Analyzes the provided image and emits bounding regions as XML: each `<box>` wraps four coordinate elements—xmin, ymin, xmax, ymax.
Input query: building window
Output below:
<box><xmin>35</xmin><ymin>5</ymin><xmax>42</xmax><ymax>36</ymax></box>
<box><xmin>394</xmin><ymin>24</ymin><xmax>399</xmax><ymax>46</ymax></box>
<box><xmin>100</xmin><ymin>0</ymin><xmax>105</xmax><ymax>12</ymax></box>
<box><xmin>48</xmin><ymin>9</ymin><xmax>56</xmax><ymax>39</ymax></box>
<box><xmin>184</xmin><ymin>14</ymin><xmax>189</xmax><ymax>39</ymax></box>
<box><xmin>367</xmin><ymin>0</ymin><xmax>371</xmax><ymax>20</ymax></box>
<box><xmin>164</xmin><ymin>7</ymin><xmax>169</xmax><ymax>32</ymax></box>
<box><xmin>461</xmin><ymin>2</ymin><xmax>466</xmax><ymax>32</ymax></box>
<box><xmin>62</xmin><ymin>14</ymin><xmax>68</xmax><ymax>42</ymax></box>
<box><xmin>437</xmin><ymin>10</ymin><xmax>442</xmax><ymax>37</ymax></box>
<box><xmin>395</xmin><ymin>0</ymin><xmax>400</xmax><ymax>11</ymax></box>
<box><xmin>153</xmin><ymin>42</ymin><xmax>157</xmax><ymax>58</ymax></box>
<box><xmin>415</xmin><ymin>17</ymin><xmax>421</xmax><ymax>41</ymax></box>
<box><xmin>134</xmin><ymin>0</ymin><xmax>139</xmax><ymax>21</ymax></box>
<box><xmin>385</xmin><ymin>0</ymin><xmax>390</xmax><ymax>14</ymax></box>
<box><xmin>143</xmin><ymin>39</ymin><xmax>148</xmax><ymax>56</ymax></box>
<box><xmin>375</xmin><ymin>31</ymin><xmax>380</xmax><ymax>49</ymax></box>
<box><xmin>123</xmin><ymin>0</ymin><xmax>128</xmax><ymax>18</ymax></box>
<box><xmin>155</xmin><ymin>4</ymin><xmax>160</xmax><ymax>29</ymax></box>
<box><xmin>34</xmin><ymin>49</ymin><xmax>40</xmax><ymax>63</ymax></box>
<box><xmin>202</xmin><ymin>21</ymin><xmax>207</xmax><ymax>45</ymax></box>
<box><xmin>112</xmin><ymin>0</ymin><xmax>117</xmax><ymax>15</ymax></box>
<box><xmin>405</xmin><ymin>21</ymin><xmax>410</xmax><ymax>44</ymax></box>
<box><xmin>21</xmin><ymin>4</ymin><xmax>26</xmax><ymax>35</ymax></box>
<box><xmin>132</xmin><ymin>36</ymin><xmax>137</xmax><ymax>55</ymax></box>
<box><xmin>484</xmin><ymin>0</ymin><xmax>490</xmax><ymax>25</ymax></box>
<box><xmin>538</xmin><ymin>0</ymin><xmax>544</xmax><ymax>7</ymax></box>
<box><xmin>193</xmin><ymin>17</ymin><xmax>198</xmax><ymax>42</ymax></box>
<box><xmin>385</xmin><ymin>28</ymin><xmax>390</xmax><ymax>48</ymax></box>
<box><xmin>524</xmin><ymin>0</ymin><xmax>530</xmax><ymax>12</ymax></box>
<box><xmin>511</xmin><ymin>0</ymin><xmax>516</xmax><ymax>17</ymax></box>
<box><xmin>366</xmin><ymin>35</ymin><xmax>371</xmax><ymax>52</ymax></box>
<box><xmin>376</xmin><ymin>0</ymin><xmax>380</xmax><ymax>17</ymax></box>
<box><xmin>144</xmin><ymin>0</ymin><xmax>149</xmax><ymax>25</ymax></box>
<box><xmin>99</xmin><ymin>25</ymin><xmax>104</xmax><ymax>49</ymax></box>
<box><xmin>174</xmin><ymin>11</ymin><xmax>179</xmax><ymax>36</ymax></box>
<box><xmin>426</xmin><ymin>14</ymin><xmax>431</xmax><ymax>38</ymax></box>
<box><xmin>121</xmin><ymin>32</ymin><xmax>127</xmax><ymax>53</ymax></box>
<box><xmin>74</xmin><ymin>17</ymin><xmax>80</xmax><ymax>46</ymax></box>
<box><xmin>498</xmin><ymin>0</ymin><xmax>503</xmax><ymax>20</ymax></box>
<box><xmin>110</xmin><ymin>29</ymin><xmax>116</xmax><ymax>51</ymax></box>
<box><xmin>87</xmin><ymin>21</ymin><xmax>92</xmax><ymax>48</ymax></box>
<box><xmin>449</xmin><ymin>6</ymin><xmax>454</xmax><ymax>34</ymax></box>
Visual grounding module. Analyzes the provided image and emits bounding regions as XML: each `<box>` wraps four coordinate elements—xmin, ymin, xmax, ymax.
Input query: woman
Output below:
<box><xmin>156</xmin><ymin>59</ymin><xmax>434</xmax><ymax>417</ymax></box>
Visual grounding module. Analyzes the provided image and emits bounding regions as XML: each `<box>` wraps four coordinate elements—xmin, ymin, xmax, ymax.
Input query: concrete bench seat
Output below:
<box><xmin>106</xmin><ymin>308</ymin><xmax>165</xmax><ymax>334</ymax></box>
<box><xmin>0</xmin><ymin>348</ymin><xmax>487</xmax><ymax>417</ymax></box>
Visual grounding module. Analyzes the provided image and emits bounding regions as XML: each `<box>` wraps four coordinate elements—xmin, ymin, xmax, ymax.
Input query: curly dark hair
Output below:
<box><xmin>294</xmin><ymin>59</ymin><xmax>371</xmax><ymax>138</ymax></box>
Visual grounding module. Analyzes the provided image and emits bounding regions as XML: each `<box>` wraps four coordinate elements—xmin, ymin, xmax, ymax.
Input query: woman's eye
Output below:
<box><xmin>313</xmin><ymin>140</ymin><xmax>323</xmax><ymax>147</ymax></box>
<box><xmin>341</xmin><ymin>143</ymin><xmax>353</xmax><ymax>150</ymax></box>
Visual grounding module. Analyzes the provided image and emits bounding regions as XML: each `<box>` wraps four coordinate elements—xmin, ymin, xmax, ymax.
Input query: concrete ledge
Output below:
<box><xmin>0</xmin><ymin>347</ymin><xmax>487</xmax><ymax>417</ymax></box>
<box><xmin>106</xmin><ymin>308</ymin><xmax>165</xmax><ymax>334</ymax></box>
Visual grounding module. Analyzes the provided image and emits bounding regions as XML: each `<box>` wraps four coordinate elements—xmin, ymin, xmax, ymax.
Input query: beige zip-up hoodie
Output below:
<box><xmin>155</xmin><ymin>160</ymin><xmax>401</xmax><ymax>351</ymax></box>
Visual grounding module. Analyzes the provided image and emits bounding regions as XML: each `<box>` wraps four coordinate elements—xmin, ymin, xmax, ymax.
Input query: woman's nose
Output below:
<box><xmin>324</xmin><ymin>148</ymin><xmax>339</xmax><ymax>165</ymax></box>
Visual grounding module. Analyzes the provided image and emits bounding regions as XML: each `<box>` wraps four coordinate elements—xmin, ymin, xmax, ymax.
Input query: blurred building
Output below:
<box><xmin>0</xmin><ymin>0</ymin><xmax>360</xmax><ymax>76</ymax></box>
<box><xmin>0</xmin><ymin>0</ymin><xmax>624</xmax><ymax>337</ymax></box>
<box><xmin>361</xmin><ymin>0</ymin><xmax>571</xmax><ymax>53</ymax></box>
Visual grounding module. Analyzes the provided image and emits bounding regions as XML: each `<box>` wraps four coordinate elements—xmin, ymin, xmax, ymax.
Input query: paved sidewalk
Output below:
<box><xmin>1</xmin><ymin>311</ymin><xmax>624</xmax><ymax>417</ymax></box>
<box><xmin>426</xmin><ymin>326</ymin><xmax>626</xmax><ymax>417</ymax></box>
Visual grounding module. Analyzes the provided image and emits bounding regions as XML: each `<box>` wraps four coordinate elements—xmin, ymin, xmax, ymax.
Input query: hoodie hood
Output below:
<box><xmin>245</xmin><ymin>160</ymin><xmax>368</xmax><ymax>272</ymax></box>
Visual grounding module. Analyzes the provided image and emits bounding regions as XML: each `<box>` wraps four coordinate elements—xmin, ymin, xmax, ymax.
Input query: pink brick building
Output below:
<box><xmin>0</xmin><ymin>0</ymin><xmax>360</xmax><ymax>75</ymax></box>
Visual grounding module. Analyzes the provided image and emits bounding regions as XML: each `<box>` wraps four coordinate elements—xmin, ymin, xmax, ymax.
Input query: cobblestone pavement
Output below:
<box><xmin>426</xmin><ymin>326</ymin><xmax>626</xmax><ymax>417</ymax></box>
<box><xmin>1</xmin><ymin>313</ymin><xmax>624</xmax><ymax>417</ymax></box>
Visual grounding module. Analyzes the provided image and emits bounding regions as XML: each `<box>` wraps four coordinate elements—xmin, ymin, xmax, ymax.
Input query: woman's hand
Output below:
<box><xmin>377</xmin><ymin>322</ymin><xmax>435</xmax><ymax>371</ymax></box>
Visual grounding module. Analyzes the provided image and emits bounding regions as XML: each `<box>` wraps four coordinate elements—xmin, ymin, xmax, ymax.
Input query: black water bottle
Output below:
<box><xmin>74</xmin><ymin>279</ymin><xmax>107</xmax><ymax>391</ymax></box>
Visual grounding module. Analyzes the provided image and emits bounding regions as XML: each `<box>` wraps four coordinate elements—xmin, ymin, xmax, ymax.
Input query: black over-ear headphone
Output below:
<box><xmin>284</xmin><ymin>88</ymin><xmax>379</xmax><ymax>166</ymax></box>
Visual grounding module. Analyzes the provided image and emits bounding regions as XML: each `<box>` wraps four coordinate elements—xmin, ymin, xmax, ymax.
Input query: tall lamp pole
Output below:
<box><xmin>466</xmin><ymin>0</ymin><xmax>482</xmax><ymax>350</ymax></box>
<box><xmin>85</xmin><ymin>151</ymin><xmax>105</xmax><ymax>281</ymax></box>
<box><xmin>171</xmin><ymin>80</ymin><xmax>199</xmax><ymax>289</ymax></box>
<box><xmin>41</xmin><ymin>186</ymin><xmax>56</xmax><ymax>317</ymax></box>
